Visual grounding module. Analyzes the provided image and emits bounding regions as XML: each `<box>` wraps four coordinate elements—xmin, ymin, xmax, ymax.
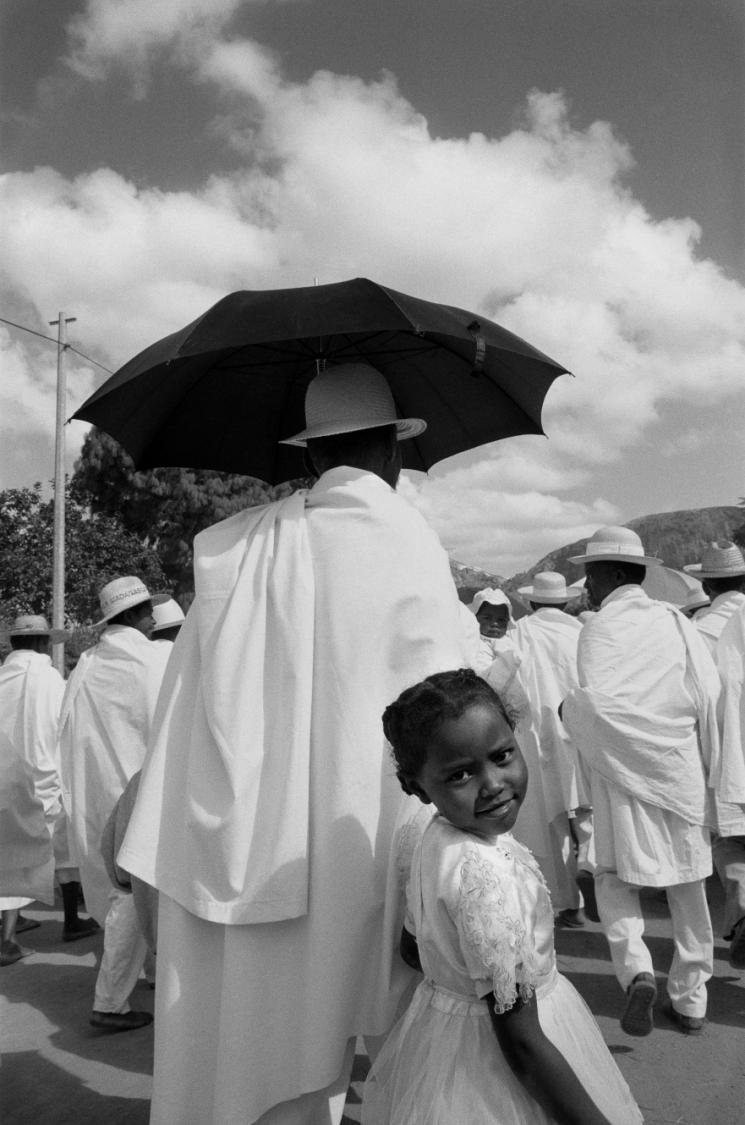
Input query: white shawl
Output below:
<box><xmin>562</xmin><ymin>586</ymin><xmax>721</xmax><ymax>827</ymax></box>
<box><xmin>120</xmin><ymin>468</ymin><xmax>469</xmax><ymax>925</ymax></box>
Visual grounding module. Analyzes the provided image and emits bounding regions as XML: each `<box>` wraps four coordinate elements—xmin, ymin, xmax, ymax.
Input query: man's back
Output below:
<box><xmin>577</xmin><ymin>585</ymin><xmax>694</xmax><ymax>720</ymax></box>
<box><xmin>119</xmin><ymin>466</ymin><xmax>470</xmax><ymax>1125</ymax></box>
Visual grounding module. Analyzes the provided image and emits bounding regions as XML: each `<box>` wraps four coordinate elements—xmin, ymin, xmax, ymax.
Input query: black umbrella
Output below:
<box><xmin>73</xmin><ymin>277</ymin><xmax>569</xmax><ymax>484</ymax></box>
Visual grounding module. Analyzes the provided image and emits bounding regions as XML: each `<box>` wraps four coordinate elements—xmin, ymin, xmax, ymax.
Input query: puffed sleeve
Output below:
<box><xmin>454</xmin><ymin>844</ymin><xmax>539</xmax><ymax>1013</ymax></box>
<box><xmin>395</xmin><ymin>804</ymin><xmax>434</xmax><ymax>933</ymax></box>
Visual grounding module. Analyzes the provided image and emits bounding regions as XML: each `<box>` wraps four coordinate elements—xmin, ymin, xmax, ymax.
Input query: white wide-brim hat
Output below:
<box><xmin>280</xmin><ymin>362</ymin><xmax>426</xmax><ymax>446</ymax></box>
<box><xmin>569</xmin><ymin>525</ymin><xmax>662</xmax><ymax>567</ymax></box>
<box><xmin>3</xmin><ymin>613</ymin><xmax>70</xmax><ymax>645</ymax></box>
<box><xmin>518</xmin><ymin>571</ymin><xmax>581</xmax><ymax>604</ymax></box>
<box><xmin>683</xmin><ymin>540</ymin><xmax>745</xmax><ymax>579</ymax></box>
<box><xmin>468</xmin><ymin>588</ymin><xmax>512</xmax><ymax>616</ymax></box>
<box><xmin>151</xmin><ymin>597</ymin><xmax>186</xmax><ymax>634</ymax></box>
<box><xmin>96</xmin><ymin>576</ymin><xmax>161</xmax><ymax>626</ymax></box>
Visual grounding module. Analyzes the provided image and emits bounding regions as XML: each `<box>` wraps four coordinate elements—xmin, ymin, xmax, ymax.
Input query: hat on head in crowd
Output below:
<box><xmin>151</xmin><ymin>598</ymin><xmax>185</xmax><ymax>635</ymax></box>
<box><xmin>5</xmin><ymin>614</ymin><xmax>70</xmax><ymax>645</ymax></box>
<box><xmin>96</xmin><ymin>576</ymin><xmax>156</xmax><ymax>626</ymax></box>
<box><xmin>468</xmin><ymin>587</ymin><xmax>512</xmax><ymax>616</ymax></box>
<box><xmin>683</xmin><ymin>541</ymin><xmax>745</xmax><ymax>579</ymax></box>
<box><xmin>280</xmin><ymin>362</ymin><xmax>426</xmax><ymax>446</ymax></box>
<box><xmin>518</xmin><ymin>571</ymin><xmax>581</xmax><ymax>605</ymax></box>
<box><xmin>569</xmin><ymin>526</ymin><xmax>662</xmax><ymax>568</ymax></box>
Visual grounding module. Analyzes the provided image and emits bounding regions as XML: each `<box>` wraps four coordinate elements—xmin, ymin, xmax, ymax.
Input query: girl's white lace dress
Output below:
<box><xmin>362</xmin><ymin>816</ymin><xmax>643</xmax><ymax>1124</ymax></box>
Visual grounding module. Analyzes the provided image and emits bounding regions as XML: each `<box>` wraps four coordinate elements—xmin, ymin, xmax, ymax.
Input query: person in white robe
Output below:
<box><xmin>511</xmin><ymin>572</ymin><xmax>593</xmax><ymax>924</ymax></box>
<box><xmin>0</xmin><ymin>726</ymin><xmax>55</xmax><ymax>965</ymax></box>
<box><xmin>562</xmin><ymin>526</ymin><xmax>723</xmax><ymax>1039</ymax></box>
<box><xmin>59</xmin><ymin>577</ymin><xmax>171</xmax><ymax>1031</ymax></box>
<box><xmin>684</xmin><ymin>541</ymin><xmax>745</xmax><ymax>655</ymax></box>
<box><xmin>711</xmin><ymin>601</ymin><xmax>745</xmax><ymax>968</ymax></box>
<box><xmin>0</xmin><ymin>615</ymin><xmax>99</xmax><ymax>944</ymax></box>
<box><xmin>118</xmin><ymin>364</ymin><xmax>472</xmax><ymax>1125</ymax></box>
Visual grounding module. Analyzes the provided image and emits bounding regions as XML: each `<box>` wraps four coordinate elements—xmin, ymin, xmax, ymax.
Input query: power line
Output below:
<box><xmin>0</xmin><ymin>314</ymin><xmax>113</xmax><ymax>374</ymax></box>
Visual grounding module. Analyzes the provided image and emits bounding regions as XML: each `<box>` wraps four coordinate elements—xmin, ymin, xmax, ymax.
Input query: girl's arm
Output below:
<box><xmin>488</xmin><ymin>992</ymin><xmax>614</xmax><ymax>1125</ymax></box>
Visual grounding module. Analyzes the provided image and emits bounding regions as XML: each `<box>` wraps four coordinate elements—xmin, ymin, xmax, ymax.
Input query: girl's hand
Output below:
<box><xmin>489</xmin><ymin>992</ymin><xmax>614</xmax><ymax>1125</ymax></box>
<box><xmin>399</xmin><ymin>927</ymin><xmax>422</xmax><ymax>972</ymax></box>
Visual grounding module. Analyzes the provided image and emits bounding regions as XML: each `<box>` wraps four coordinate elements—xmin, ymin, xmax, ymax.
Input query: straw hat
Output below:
<box><xmin>151</xmin><ymin>598</ymin><xmax>185</xmax><ymax>634</ymax></box>
<box><xmin>468</xmin><ymin>588</ymin><xmax>512</xmax><ymax>615</ymax></box>
<box><xmin>5</xmin><ymin>614</ymin><xmax>70</xmax><ymax>644</ymax></box>
<box><xmin>683</xmin><ymin>541</ymin><xmax>745</xmax><ymax>579</ymax></box>
<box><xmin>569</xmin><ymin>526</ymin><xmax>662</xmax><ymax>567</ymax></box>
<box><xmin>518</xmin><ymin>571</ymin><xmax>581</xmax><ymax>604</ymax></box>
<box><xmin>280</xmin><ymin>363</ymin><xmax>426</xmax><ymax>446</ymax></box>
<box><xmin>96</xmin><ymin>576</ymin><xmax>156</xmax><ymax>625</ymax></box>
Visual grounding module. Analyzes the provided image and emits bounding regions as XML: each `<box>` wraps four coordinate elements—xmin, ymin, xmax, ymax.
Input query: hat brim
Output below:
<box><xmin>3</xmin><ymin>628</ymin><xmax>71</xmax><ymax>644</ymax></box>
<box><xmin>683</xmin><ymin>563</ymin><xmax>745</xmax><ymax>578</ymax></box>
<box><xmin>517</xmin><ymin>586</ymin><xmax>581</xmax><ymax>603</ymax></box>
<box><xmin>95</xmin><ymin>590</ymin><xmax>169</xmax><ymax>628</ymax></box>
<box><xmin>569</xmin><ymin>552</ymin><xmax>662</xmax><ymax>567</ymax></box>
<box><xmin>280</xmin><ymin>417</ymin><xmax>427</xmax><ymax>446</ymax></box>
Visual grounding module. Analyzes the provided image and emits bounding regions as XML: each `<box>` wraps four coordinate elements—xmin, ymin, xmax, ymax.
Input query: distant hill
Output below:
<box><xmin>507</xmin><ymin>505</ymin><xmax>744</xmax><ymax>588</ymax></box>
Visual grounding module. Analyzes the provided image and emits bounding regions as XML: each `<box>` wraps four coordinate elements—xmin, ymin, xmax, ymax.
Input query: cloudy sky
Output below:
<box><xmin>2</xmin><ymin>0</ymin><xmax>744</xmax><ymax>577</ymax></box>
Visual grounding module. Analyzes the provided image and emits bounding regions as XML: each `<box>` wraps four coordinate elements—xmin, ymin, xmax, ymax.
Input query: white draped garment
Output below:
<box><xmin>58</xmin><ymin>626</ymin><xmax>171</xmax><ymax>925</ymax></box>
<box><xmin>0</xmin><ymin>650</ymin><xmax>66</xmax><ymax>901</ymax></box>
<box><xmin>119</xmin><ymin>466</ymin><xmax>470</xmax><ymax>1125</ymax></box>
<box><xmin>0</xmin><ymin>727</ymin><xmax>55</xmax><ymax>903</ymax></box>
<box><xmin>713</xmin><ymin>604</ymin><xmax>745</xmax><ymax>835</ymax></box>
<box><xmin>695</xmin><ymin>590</ymin><xmax>745</xmax><ymax>655</ymax></box>
<box><xmin>513</xmin><ymin>607</ymin><xmax>587</xmax><ymax>817</ymax></box>
<box><xmin>562</xmin><ymin>585</ymin><xmax>721</xmax><ymax>886</ymax></box>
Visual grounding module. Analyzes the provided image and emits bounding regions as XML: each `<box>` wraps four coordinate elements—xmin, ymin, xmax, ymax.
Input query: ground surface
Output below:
<box><xmin>1</xmin><ymin>878</ymin><xmax>744</xmax><ymax>1124</ymax></box>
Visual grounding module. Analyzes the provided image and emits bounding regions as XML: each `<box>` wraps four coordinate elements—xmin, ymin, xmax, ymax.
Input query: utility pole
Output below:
<box><xmin>49</xmin><ymin>312</ymin><xmax>76</xmax><ymax>673</ymax></box>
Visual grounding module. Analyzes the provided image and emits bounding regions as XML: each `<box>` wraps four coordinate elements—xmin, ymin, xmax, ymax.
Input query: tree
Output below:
<box><xmin>71</xmin><ymin>430</ymin><xmax>309</xmax><ymax>598</ymax></box>
<box><xmin>0</xmin><ymin>483</ymin><xmax>167</xmax><ymax>627</ymax></box>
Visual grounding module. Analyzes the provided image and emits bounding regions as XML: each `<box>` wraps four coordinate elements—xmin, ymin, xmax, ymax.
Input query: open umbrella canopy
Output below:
<box><xmin>73</xmin><ymin>277</ymin><xmax>569</xmax><ymax>484</ymax></box>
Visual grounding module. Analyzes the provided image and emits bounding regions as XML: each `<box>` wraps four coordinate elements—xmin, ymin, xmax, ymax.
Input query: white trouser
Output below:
<box><xmin>712</xmin><ymin>835</ymin><xmax>745</xmax><ymax>939</ymax></box>
<box><xmin>595</xmin><ymin>871</ymin><xmax>713</xmax><ymax>1018</ymax></box>
<box><xmin>93</xmin><ymin>890</ymin><xmax>149</xmax><ymax>1013</ymax></box>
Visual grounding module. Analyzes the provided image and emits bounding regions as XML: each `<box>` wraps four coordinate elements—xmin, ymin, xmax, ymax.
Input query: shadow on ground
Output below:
<box><xmin>2</xmin><ymin>1052</ymin><xmax>150</xmax><ymax>1125</ymax></box>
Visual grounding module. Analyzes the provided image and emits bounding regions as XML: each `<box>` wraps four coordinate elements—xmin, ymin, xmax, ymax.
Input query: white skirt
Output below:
<box><xmin>362</xmin><ymin>973</ymin><xmax>643</xmax><ymax>1125</ymax></box>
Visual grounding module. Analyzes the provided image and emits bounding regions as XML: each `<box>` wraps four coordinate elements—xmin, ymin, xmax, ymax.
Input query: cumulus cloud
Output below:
<box><xmin>3</xmin><ymin>12</ymin><xmax>745</xmax><ymax>573</ymax></box>
<box><xmin>65</xmin><ymin>0</ymin><xmax>247</xmax><ymax>87</ymax></box>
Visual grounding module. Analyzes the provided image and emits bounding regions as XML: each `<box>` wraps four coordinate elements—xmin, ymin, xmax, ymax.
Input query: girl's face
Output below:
<box><xmin>409</xmin><ymin>702</ymin><xmax>527</xmax><ymax>840</ymax></box>
<box><xmin>476</xmin><ymin>603</ymin><xmax>509</xmax><ymax>638</ymax></box>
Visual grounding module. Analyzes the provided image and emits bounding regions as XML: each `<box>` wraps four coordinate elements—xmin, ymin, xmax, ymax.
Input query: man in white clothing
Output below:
<box><xmin>562</xmin><ymin>527</ymin><xmax>722</xmax><ymax>1038</ymax></box>
<box><xmin>119</xmin><ymin>364</ymin><xmax>472</xmax><ymax>1125</ymax></box>
<box><xmin>59</xmin><ymin>577</ymin><xmax>171</xmax><ymax>1031</ymax></box>
<box><xmin>512</xmin><ymin>572</ymin><xmax>593</xmax><ymax>926</ymax></box>
<box><xmin>684</xmin><ymin>541</ymin><xmax>745</xmax><ymax>655</ymax></box>
<box><xmin>710</xmin><ymin>600</ymin><xmax>745</xmax><ymax>969</ymax></box>
<box><xmin>0</xmin><ymin>615</ymin><xmax>99</xmax><ymax>947</ymax></box>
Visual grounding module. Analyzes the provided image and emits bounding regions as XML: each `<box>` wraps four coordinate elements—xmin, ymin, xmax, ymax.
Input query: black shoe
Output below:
<box><xmin>663</xmin><ymin>1000</ymin><xmax>706</xmax><ymax>1036</ymax></box>
<box><xmin>15</xmin><ymin>915</ymin><xmax>41</xmax><ymax>934</ymax></box>
<box><xmin>1</xmin><ymin>941</ymin><xmax>31</xmax><ymax>967</ymax></box>
<box><xmin>557</xmin><ymin>907</ymin><xmax>586</xmax><ymax>928</ymax></box>
<box><xmin>63</xmin><ymin>918</ymin><xmax>101</xmax><ymax>942</ymax></box>
<box><xmin>575</xmin><ymin>870</ymin><xmax>600</xmax><ymax>923</ymax></box>
<box><xmin>729</xmin><ymin>917</ymin><xmax>745</xmax><ymax>970</ymax></box>
<box><xmin>621</xmin><ymin>972</ymin><xmax>657</xmax><ymax>1037</ymax></box>
<box><xmin>90</xmin><ymin>1010</ymin><xmax>153</xmax><ymax>1032</ymax></box>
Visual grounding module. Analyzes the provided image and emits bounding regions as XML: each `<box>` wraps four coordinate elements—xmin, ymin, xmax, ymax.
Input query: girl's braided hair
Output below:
<box><xmin>383</xmin><ymin>668</ymin><xmax>514</xmax><ymax>791</ymax></box>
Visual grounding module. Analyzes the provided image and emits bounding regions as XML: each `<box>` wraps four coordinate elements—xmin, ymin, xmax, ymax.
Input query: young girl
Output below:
<box><xmin>362</xmin><ymin>669</ymin><xmax>643</xmax><ymax>1125</ymax></box>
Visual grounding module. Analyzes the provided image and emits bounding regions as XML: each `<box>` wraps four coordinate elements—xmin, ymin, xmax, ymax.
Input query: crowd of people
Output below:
<box><xmin>2</xmin><ymin>362</ymin><xmax>745</xmax><ymax>1124</ymax></box>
